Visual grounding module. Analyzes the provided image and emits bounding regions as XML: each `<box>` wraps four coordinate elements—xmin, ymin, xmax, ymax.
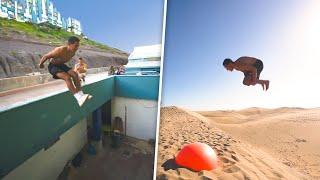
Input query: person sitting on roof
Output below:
<box><xmin>74</xmin><ymin>57</ymin><xmax>88</xmax><ymax>83</ymax></box>
<box><xmin>116</xmin><ymin>65</ymin><xmax>125</xmax><ymax>75</ymax></box>
<box><xmin>109</xmin><ymin>66</ymin><xmax>116</xmax><ymax>75</ymax></box>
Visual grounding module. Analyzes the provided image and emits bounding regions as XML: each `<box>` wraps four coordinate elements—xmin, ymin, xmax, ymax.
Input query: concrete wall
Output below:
<box><xmin>0</xmin><ymin>73</ymin><xmax>54</xmax><ymax>92</ymax></box>
<box><xmin>0</xmin><ymin>76</ymin><xmax>115</xmax><ymax>177</ymax></box>
<box><xmin>0</xmin><ymin>67</ymin><xmax>110</xmax><ymax>92</ymax></box>
<box><xmin>115</xmin><ymin>75</ymin><xmax>159</xmax><ymax>100</ymax></box>
<box><xmin>3</xmin><ymin>118</ymin><xmax>87</xmax><ymax>180</ymax></box>
<box><xmin>111</xmin><ymin>96</ymin><xmax>158</xmax><ymax>140</ymax></box>
<box><xmin>86</xmin><ymin>67</ymin><xmax>109</xmax><ymax>74</ymax></box>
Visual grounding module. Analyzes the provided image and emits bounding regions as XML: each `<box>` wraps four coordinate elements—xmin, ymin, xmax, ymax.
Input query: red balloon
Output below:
<box><xmin>175</xmin><ymin>142</ymin><xmax>218</xmax><ymax>171</ymax></box>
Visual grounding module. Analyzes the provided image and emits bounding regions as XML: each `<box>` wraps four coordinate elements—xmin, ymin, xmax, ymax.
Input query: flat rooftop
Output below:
<box><xmin>0</xmin><ymin>72</ymin><xmax>110</xmax><ymax>113</ymax></box>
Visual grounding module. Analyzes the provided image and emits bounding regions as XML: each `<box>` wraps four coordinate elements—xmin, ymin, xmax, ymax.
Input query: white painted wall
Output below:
<box><xmin>111</xmin><ymin>96</ymin><xmax>158</xmax><ymax>140</ymax></box>
<box><xmin>3</xmin><ymin>119</ymin><xmax>87</xmax><ymax>180</ymax></box>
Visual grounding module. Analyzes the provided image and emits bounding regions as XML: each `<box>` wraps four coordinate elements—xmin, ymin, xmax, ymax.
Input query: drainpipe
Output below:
<box><xmin>125</xmin><ymin>106</ymin><xmax>127</xmax><ymax>136</ymax></box>
<box><xmin>92</xmin><ymin>107</ymin><xmax>102</xmax><ymax>141</ymax></box>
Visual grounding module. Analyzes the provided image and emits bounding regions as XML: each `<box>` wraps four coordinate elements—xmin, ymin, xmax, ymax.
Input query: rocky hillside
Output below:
<box><xmin>0</xmin><ymin>18</ymin><xmax>129</xmax><ymax>78</ymax></box>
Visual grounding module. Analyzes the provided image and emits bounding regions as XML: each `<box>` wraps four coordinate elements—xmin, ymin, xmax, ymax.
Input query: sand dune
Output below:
<box><xmin>156</xmin><ymin>107</ymin><xmax>308</xmax><ymax>180</ymax></box>
<box><xmin>199</xmin><ymin>107</ymin><xmax>320</xmax><ymax>179</ymax></box>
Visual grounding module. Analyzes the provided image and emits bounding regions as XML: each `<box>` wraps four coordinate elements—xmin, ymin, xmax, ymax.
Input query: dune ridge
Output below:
<box><xmin>199</xmin><ymin>107</ymin><xmax>320</xmax><ymax>179</ymax></box>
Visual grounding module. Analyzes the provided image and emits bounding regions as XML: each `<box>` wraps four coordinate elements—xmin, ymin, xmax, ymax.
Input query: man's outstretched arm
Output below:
<box><xmin>39</xmin><ymin>48</ymin><xmax>60</xmax><ymax>68</ymax></box>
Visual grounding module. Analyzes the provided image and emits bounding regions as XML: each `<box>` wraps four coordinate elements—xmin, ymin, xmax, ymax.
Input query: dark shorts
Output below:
<box><xmin>243</xmin><ymin>59</ymin><xmax>263</xmax><ymax>79</ymax></box>
<box><xmin>48</xmin><ymin>63</ymin><xmax>72</xmax><ymax>79</ymax></box>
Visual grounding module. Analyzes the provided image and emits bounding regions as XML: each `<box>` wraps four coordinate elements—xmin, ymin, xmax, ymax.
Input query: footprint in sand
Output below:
<box><xmin>216</xmin><ymin>151</ymin><xmax>224</xmax><ymax>157</ymax></box>
<box><xmin>223</xmin><ymin>143</ymin><xmax>231</xmax><ymax>147</ymax></box>
<box><xmin>220</xmin><ymin>156</ymin><xmax>236</xmax><ymax>166</ymax></box>
<box><xmin>215</xmin><ymin>136</ymin><xmax>223</xmax><ymax>141</ymax></box>
<box><xmin>295</xmin><ymin>138</ymin><xmax>307</xmax><ymax>143</ymax></box>
<box><xmin>228</xmin><ymin>150</ymin><xmax>236</xmax><ymax>154</ymax></box>
<box><xmin>223</xmin><ymin>165</ymin><xmax>241</xmax><ymax>173</ymax></box>
<box><xmin>231</xmin><ymin>154</ymin><xmax>239</xmax><ymax>162</ymax></box>
<box><xmin>223</xmin><ymin>147</ymin><xmax>232</xmax><ymax>152</ymax></box>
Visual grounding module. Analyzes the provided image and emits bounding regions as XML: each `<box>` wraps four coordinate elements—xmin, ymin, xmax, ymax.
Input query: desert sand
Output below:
<box><xmin>199</xmin><ymin>107</ymin><xmax>320</xmax><ymax>179</ymax></box>
<box><xmin>156</xmin><ymin>107</ymin><xmax>315</xmax><ymax>180</ymax></box>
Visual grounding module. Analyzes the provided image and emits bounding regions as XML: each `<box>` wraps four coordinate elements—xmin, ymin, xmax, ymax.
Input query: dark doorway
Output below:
<box><xmin>102</xmin><ymin>100</ymin><xmax>112</xmax><ymax>125</ymax></box>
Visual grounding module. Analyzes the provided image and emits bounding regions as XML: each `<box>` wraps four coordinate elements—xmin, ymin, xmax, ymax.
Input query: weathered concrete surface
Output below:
<box><xmin>0</xmin><ymin>72</ymin><xmax>110</xmax><ymax>112</ymax></box>
<box><xmin>0</xmin><ymin>67</ymin><xmax>110</xmax><ymax>92</ymax></box>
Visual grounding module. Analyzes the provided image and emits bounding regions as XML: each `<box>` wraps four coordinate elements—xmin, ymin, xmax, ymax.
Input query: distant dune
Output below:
<box><xmin>199</xmin><ymin>107</ymin><xmax>320</xmax><ymax>179</ymax></box>
<box><xmin>156</xmin><ymin>106</ymin><xmax>313</xmax><ymax>180</ymax></box>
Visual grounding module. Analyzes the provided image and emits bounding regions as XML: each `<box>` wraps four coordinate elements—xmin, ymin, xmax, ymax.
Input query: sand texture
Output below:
<box><xmin>199</xmin><ymin>107</ymin><xmax>320</xmax><ymax>179</ymax></box>
<box><xmin>156</xmin><ymin>107</ymin><xmax>310</xmax><ymax>180</ymax></box>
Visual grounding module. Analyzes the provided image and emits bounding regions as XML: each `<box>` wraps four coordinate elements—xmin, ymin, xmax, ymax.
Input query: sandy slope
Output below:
<box><xmin>156</xmin><ymin>107</ymin><xmax>308</xmax><ymax>180</ymax></box>
<box><xmin>199</xmin><ymin>107</ymin><xmax>320</xmax><ymax>179</ymax></box>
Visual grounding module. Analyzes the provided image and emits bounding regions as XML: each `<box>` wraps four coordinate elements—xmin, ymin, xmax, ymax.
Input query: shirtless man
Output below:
<box><xmin>74</xmin><ymin>57</ymin><xmax>88</xmax><ymax>83</ymax></box>
<box><xmin>223</xmin><ymin>56</ymin><xmax>270</xmax><ymax>91</ymax></box>
<box><xmin>39</xmin><ymin>36</ymin><xmax>92</xmax><ymax>106</ymax></box>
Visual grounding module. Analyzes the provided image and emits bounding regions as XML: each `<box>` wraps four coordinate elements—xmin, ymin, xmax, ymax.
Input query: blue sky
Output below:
<box><xmin>53</xmin><ymin>0</ymin><xmax>164</xmax><ymax>52</ymax></box>
<box><xmin>161</xmin><ymin>0</ymin><xmax>320</xmax><ymax>110</ymax></box>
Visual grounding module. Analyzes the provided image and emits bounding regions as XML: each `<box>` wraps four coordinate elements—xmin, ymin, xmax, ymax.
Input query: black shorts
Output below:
<box><xmin>48</xmin><ymin>63</ymin><xmax>72</xmax><ymax>79</ymax></box>
<box><xmin>244</xmin><ymin>59</ymin><xmax>263</xmax><ymax>79</ymax></box>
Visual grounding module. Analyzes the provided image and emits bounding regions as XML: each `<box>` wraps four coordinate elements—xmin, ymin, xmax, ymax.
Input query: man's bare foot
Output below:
<box><xmin>265</xmin><ymin>80</ymin><xmax>270</xmax><ymax>91</ymax></box>
<box><xmin>88</xmin><ymin>94</ymin><xmax>93</xmax><ymax>100</ymax></box>
<box><xmin>261</xmin><ymin>83</ymin><xmax>265</xmax><ymax>91</ymax></box>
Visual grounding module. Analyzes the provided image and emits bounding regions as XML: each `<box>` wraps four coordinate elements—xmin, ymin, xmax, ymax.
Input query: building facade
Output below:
<box><xmin>67</xmin><ymin>17</ymin><xmax>82</xmax><ymax>35</ymax></box>
<box><xmin>0</xmin><ymin>0</ymin><xmax>82</xmax><ymax>35</ymax></box>
<box><xmin>125</xmin><ymin>44</ymin><xmax>162</xmax><ymax>75</ymax></box>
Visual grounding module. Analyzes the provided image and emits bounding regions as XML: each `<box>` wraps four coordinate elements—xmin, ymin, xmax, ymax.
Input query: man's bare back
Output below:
<box><xmin>235</xmin><ymin>56</ymin><xmax>257</xmax><ymax>66</ymax></box>
<box><xmin>223</xmin><ymin>56</ymin><xmax>270</xmax><ymax>91</ymax></box>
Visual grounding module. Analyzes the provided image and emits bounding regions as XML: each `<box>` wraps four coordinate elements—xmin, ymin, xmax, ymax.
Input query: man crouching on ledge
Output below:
<box><xmin>39</xmin><ymin>36</ymin><xmax>92</xmax><ymax>106</ymax></box>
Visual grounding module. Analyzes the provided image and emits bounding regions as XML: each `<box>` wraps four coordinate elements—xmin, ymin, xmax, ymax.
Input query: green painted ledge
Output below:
<box><xmin>115</xmin><ymin>75</ymin><xmax>160</xmax><ymax>100</ymax></box>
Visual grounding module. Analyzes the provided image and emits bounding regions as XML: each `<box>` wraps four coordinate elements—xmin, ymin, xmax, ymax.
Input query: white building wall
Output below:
<box><xmin>32</xmin><ymin>0</ymin><xmax>38</xmax><ymax>23</ymax></box>
<box><xmin>14</xmin><ymin>0</ymin><xmax>17</xmax><ymax>20</ymax></box>
<box><xmin>111</xmin><ymin>96</ymin><xmax>158</xmax><ymax>140</ymax></box>
<box><xmin>3</xmin><ymin>119</ymin><xmax>88</xmax><ymax>180</ymax></box>
<box><xmin>67</xmin><ymin>17</ymin><xmax>82</xmax><ymax>35</ymax></box>
<box><xmin>48</xmin><ymin>2</ymin><xmax>53</xmax><ymax>24</ymax></box>
<box><xmin>40</xmin><ymin>0</ymin><xmax>47</xmax><ymax>22</ymax></box>
<box><xmin>24</xmin><ymin>1</ymin><xmax>32</xmax><ymax>21</ymax></box>
<box><xmin>57</xmin><ymin>12</ymin><xmax>62</xmax><ymax>27</ymax></box>
<box><xmin>0</xmin><ymin>0</ymin><xmax>82</xmax><ymax>34</ymax></box>
<box><xmin>0</xmin><ymin>1</ymin><xmax>8</xmax><ymax>18</ymax></box>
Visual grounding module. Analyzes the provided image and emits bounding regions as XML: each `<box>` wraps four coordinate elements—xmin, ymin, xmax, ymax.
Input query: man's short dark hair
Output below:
<box><xmin>68</xmin><ymin>36</ymin><xmax>80</xmax><ymax>44</ymax></box>
<box><xmin>223</xmin><ymin>58</ymin><xmax>233</xmax><ymax>66</ymax></box>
